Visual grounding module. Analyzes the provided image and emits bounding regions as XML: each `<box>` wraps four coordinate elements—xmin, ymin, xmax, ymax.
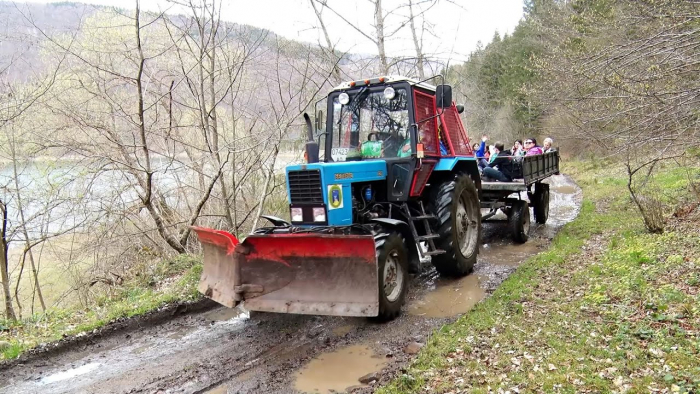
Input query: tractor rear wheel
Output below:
<box><xmin>533</xmin><ymin>183</ymin><xmax>550</xmax><ymax>224</ymax></box>
<box><xmin>374</xmin><ymin>232</ymin><xmax>408</xmax><ymax>321</ymax></box>
<box><xmin>430</xmin><ymin>174</ymin><xmax>481</xmax><ymax>277</ymax></box>
<box><xmin>509</xmin><ymin>200</ymin><xmax>530</xmax><ymax>243</ymax></box>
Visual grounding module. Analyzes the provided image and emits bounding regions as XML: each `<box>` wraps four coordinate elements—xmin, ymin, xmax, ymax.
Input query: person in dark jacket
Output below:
<box><xmin>482</xmin><ymin>142</ymin><xmax>513</xmax><ymax>182</ymax></box>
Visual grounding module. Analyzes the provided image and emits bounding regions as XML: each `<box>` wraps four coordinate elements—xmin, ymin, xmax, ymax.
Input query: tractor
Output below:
<box><xmin>192</xmin><ymin>76</ymin><xmax>482</xmax><ymax>320</ymax></box>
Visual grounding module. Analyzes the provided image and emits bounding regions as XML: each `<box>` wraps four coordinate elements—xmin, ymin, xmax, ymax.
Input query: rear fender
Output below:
<box><xmin>431</xmin><ymin>158</ymin><xmax>481</xmax><ymax>197</ymax></box>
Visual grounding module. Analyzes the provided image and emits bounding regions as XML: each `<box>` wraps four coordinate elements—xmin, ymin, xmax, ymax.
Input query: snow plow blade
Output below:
<box><xmin>192</xmin><ymin>227</ymin><xmax>379</xmax><ymax>317</ymax></box>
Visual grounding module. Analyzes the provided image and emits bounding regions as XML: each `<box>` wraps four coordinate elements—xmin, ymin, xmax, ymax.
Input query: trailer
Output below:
<box><xmin>479</xmin><ymin>150</ymin><xmax>560</xmax><ymax>243</ymax></box>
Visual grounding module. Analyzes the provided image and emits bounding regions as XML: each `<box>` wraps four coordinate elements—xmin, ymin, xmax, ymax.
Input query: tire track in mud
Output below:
<box><xmin>0</xmin><ymin>175</ymin><xmax>582</xmax><ymax>394</ymax></box>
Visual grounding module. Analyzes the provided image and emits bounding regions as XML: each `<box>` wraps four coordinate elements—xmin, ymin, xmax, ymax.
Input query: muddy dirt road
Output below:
<box><xmin>0</xmin><ymin>175</ymin><xmax>581</xmax><ymax>394</ymax></box>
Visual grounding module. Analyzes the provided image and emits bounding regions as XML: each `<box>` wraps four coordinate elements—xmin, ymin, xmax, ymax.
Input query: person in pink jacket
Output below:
<box><xmin>524</xmin><ymin>138</ymin><xmax>543</xmax><ymax>155</ymax></box>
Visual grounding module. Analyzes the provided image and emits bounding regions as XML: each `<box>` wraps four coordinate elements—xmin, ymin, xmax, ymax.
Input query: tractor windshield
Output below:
<box><xmin>330</xmin><ymin>87</ymin><xmax>410</xmax><ymax>162</ymax></box>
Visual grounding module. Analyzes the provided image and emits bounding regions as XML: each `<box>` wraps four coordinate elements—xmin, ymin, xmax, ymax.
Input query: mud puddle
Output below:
<box><xmin>293</xmin><ymin>345</ymin><xmax>389</xmax><ymax>394</ymax></box>
<box><xmin>552</xmin><ymin>184</ymin><xmax>577</xmax><ymax>194</ymax></box>
<box><xmin>481</xmin><ymin>240</ymin><xmax>545</xmax><ymax>267</ymax></box>
<box><xmin>408</xmin><ymin>274</ymin><xmax>485</xmax><ymax>317</ymax></box>
<box><xmin>205</xmin><ymin>384</ymin><xmax>229</xmax><ymax>394</ymax></box>
<box><xmin>39</xmin><ymin>362</ymin><xmax>102</xmax><ymax>385</ymax></box>
<box><xmin>201</xmin><ymin>305</ymin><xmax>248</xmax><ymax>322</ymax></box>
<box><xmin>332</xmin><ymin>324</ymin><xmax>355</xmax><ymax>337</ymax></box>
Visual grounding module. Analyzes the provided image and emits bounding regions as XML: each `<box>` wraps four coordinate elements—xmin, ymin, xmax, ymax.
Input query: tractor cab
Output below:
<box><xmin>313</xmin><ymin>76</ymin><xmax>461</xmax><ymax>163</ymax></box>
<box><xmin>325</xmin><ymin>80</ymin><xmax>413</xmax><ymax>161</ymax></box>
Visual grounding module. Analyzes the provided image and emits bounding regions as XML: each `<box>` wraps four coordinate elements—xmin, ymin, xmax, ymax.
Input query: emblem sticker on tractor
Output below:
<box><xmin>328</xmin><ymin>184</ymin><xmax>344</xmax><ymax>209</ymax></box>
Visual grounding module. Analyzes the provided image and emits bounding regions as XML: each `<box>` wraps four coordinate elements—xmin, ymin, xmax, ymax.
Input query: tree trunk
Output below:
<box><xmin>310</xmin><ymin>0</ymin><xmax>341</xmax><ymax>83</ymax></box>
<box><xmin>207</xmin><ymin>4</ymin><xmax>235</xmax><ymax>230</ymax></box>
<box><xmin>408</xmin><ymin>0</ymin><xmax>425</xmax><ymax>79</ymax></box>
<box><xmin>0</xmin><ymin>200</ymin><xmax>17</xmax><ymax>320</ymax></box>
<box><xmin>250</xmin><ymin>144</ymin><xmax>280</xmax><ymax>231</ymax></box>
<box><xmin>11</xmin><ymin>156</ymin><xmax>46</xmax><ymax>312</ymax></box>
<box><xmin>135</xmin><ymin>1</ymin><xmax>184</xmax><ymax>253</ymax></box>
<box><xmin>374</xmin><ymin>0</ymin><xmax>389</xmax><ymax>74</ymax></box>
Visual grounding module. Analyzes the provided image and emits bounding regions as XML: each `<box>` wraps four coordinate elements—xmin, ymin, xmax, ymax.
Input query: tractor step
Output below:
<box><xmin>410</xmin><ymin>215</ymin><xmax>436</xmax><ymax>221</ymax></box>
<box><xmin>424</xmin><ymin>249</ymin><xmax>446</xmax><ymax>256</ymax></box>
<box><xmin>416</xmin><ymin>234</ymin><xmax>440</xmax><ymax>241</ymax></box>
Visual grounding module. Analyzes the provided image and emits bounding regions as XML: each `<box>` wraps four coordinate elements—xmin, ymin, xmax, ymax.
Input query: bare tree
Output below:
<box><xmin>0</xmin><ymin>197</ymin><xmax>15</xmax><ymax>320</ymax></box>
<box><xmin>533</xmin><ymin>1</ymin><xmax>700</xmax><ymax>232</ymax></box>
<box><xmin>312</xmin><ymin>0</ymin><xmax>438</xmax><ymax>78</ymax></box>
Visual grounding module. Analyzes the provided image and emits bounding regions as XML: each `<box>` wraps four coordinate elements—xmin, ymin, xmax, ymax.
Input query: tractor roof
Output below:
<box><xmin>331</xmin><ymin>75</ymin><xmax>437</xmax><ymax>93</ymax></box>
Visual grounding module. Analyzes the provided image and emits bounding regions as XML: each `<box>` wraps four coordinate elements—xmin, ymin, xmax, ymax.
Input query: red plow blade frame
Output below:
<box><xmin>192</xmin><ymin>227</ymin><xmax>379</xmax><ymax>317</ymax></box>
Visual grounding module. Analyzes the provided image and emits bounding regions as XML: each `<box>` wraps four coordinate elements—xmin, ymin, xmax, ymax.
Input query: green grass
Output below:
<box><xmin>0</xmin><ymin>254</ymin><xmax>203</xmax><ymax>360</ymax></box>
<box><xmin>379</xmin><ymin>160</ymin><xmax>700</xmax><ymax>394</ymax></box>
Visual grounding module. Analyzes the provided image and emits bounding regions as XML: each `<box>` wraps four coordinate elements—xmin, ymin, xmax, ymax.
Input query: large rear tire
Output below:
<box><xmin>429</xmin><ymin>174</ymin><xmax>481</xmax><ymax>277</ymax></box>
<box><xmin>533</xmin><ymin>183</ymin><xmax>550</xmax><ymax>224</ymax></box>
<box><xmin>374</xmin><ymin>232</ymin><xmax>409</xmax><ymax>321</ymax></box>
<box><xmin>509</xmin><ymin>200</ymin><xmax>530</xmax><ymax>243</ymax></box>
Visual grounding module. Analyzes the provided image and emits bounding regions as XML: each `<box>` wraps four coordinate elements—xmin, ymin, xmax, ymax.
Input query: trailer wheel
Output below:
<box><xmin>374</xmin><ymin>232</ymin><xmax>408</xmax><ymax>321</ymax></box>
<box><xmin>533</xmin><ymin>183</ymin><xmax>550</xmax><ymax>224</ymax></box>
<box><xmin>509</xmin><ymin>200</ymin><xmax>530</xmax><ymax>243</ymax></box>
<box><xmin>430</xmin><ymin>174</ymin><xmax>481</xmax><ymax>277</ymax></box>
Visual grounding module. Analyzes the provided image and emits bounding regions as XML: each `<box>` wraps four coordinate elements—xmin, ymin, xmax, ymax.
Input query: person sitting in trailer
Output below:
<box><xmin>524</xmin><ymin>138</ymin><xmax>543</xmax><ymax>155</ymax></box>
<box><xmin>473</xmin><ymin>135</ymin><xmax>489</xmax><ymax>170</ymax></box>
<box><xmin>511</xmin><ymin>139</ymin><xmax>525</xmax><ymax>156</ymax></box>
<box><xmin>543</xmin><ymin>137</ymin><xmax>555</xmax><ymax>152</ymax></box>
<box><xmin>482</xmin><ymin>142</ymin><xmax>514</xmax><ymax>182</ymax></box>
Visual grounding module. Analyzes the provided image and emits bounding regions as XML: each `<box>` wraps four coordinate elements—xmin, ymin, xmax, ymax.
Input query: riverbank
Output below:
<box><xmin>378</xmin><ymin>160</ymin><xmax>700</xmax><ymax>393</ymax></box>
<box><xmin>0</xmin><ymin>254</ymin><xmax>204</xmax><ymax>361</ymax></box>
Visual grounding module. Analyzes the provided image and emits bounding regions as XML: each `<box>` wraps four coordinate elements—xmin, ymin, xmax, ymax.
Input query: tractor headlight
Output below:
<box><xmin>384</xmin><ymin>86</ymin><xmax>395</xmax><ymax>100</ymax></box>
<box><xmin>339</xmin><ymin>92</ymin><xmax>350</xmax><ymax>105</ymax></box>
<box><xmin>291</xmin><ymin>207</ymin><xmax>303</xmax><ymax>222</ymax></box>
<box><xmin>312</xmin><ymin>207</ymin><xmax>326</xmax><ymax>222</ymax></box>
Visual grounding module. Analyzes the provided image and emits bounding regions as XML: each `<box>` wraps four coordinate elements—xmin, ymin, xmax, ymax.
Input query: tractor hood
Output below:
<box><xmin>285</xmin><ymin>160</ymin><xmax>388</xmax><ymax>226</ymax></box>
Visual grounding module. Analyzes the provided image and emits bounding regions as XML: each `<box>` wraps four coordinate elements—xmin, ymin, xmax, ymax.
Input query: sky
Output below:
<box><xmin>33</xmin><ymin>0</ymin><xmax>524</xmax><ymax>63</ymax></box>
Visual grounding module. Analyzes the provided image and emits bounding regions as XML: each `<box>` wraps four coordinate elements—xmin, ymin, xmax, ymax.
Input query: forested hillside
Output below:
<box><xmin>449</xmin><ymin>0</ymin><xmax>699</xmax><ymax>159</ymax></box>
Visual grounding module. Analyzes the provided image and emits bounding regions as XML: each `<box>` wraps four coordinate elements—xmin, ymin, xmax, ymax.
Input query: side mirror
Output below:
<box><xmin>315</xmin><ymin>110</ymin><xmax>324</xmax><ymax>132</ymax></box>
<box><xmin>456</xmin><ymin>104</ymin><xmax>464</xmax><ymax>114</ymax></box>
<box><xmin>436</xmin><ymin>84</ymin><xmax>453</xmax><ymax>109</ymax></box>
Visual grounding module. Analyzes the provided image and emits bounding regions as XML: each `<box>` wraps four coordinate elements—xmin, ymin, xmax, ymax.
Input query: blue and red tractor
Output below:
<box><xmin>193</xmin><ymin>76</ymin><xmax>483</xmax><ymax>320</ymax></box>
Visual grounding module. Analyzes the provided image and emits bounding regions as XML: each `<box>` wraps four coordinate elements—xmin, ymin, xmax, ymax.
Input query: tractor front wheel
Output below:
<box><xmin>374</xmin><ymin>232</ymin><xmax>409</xmax><ymax>321</ymax></box>
<box><xmin>430</xmin><ymin>174</ymin><xmax>481</xmax><ymax>277</ymax></box>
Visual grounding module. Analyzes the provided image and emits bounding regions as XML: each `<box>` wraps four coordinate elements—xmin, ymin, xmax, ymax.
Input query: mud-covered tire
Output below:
<box><xmin>509</xmin><ymin>200</ymin><xmax>530</xmax><ymax>243</ymax></box>
<box><xmin>533</xmin><ymin>183</ymin><xmax>550</xmax><ymax>224</ymax></box>
<box><xmin>429</xmin><ymin>174</ymin><xmax>481</xmax><ymax>277</ymax></box>
<box><xmin>374</xmin><ymin>232</ymin><xmax>409</xmax><ymax>321</ymax></box>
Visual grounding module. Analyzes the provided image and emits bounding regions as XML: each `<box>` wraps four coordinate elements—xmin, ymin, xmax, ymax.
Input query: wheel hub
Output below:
<box><xmin>457</xmin><ymin>193</ymin><xmax>478</xmax><ymax>257</ymax></box>
<box><xmin>383</xmin><ymin>251</ymin><xmax>404</xmax><ymax>302</ymax></box>
<box><xmin>522</xmin><ymin>207</ymin><xmax>531</xmax><ymax>234</ymax></box>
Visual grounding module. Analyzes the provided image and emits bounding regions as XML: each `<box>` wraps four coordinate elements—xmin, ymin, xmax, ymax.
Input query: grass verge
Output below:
<box><xmin>379</xmin><ymin>161</ymin><xmax>700</xmax><ymax>394</ymax></box>
<box><xmin>0</xmin><ymin>254</ymin><xmax>203</xmax><ymax>361</ymax></box>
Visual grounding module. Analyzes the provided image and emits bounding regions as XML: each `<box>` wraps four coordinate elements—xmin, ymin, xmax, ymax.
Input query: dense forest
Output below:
<box><xmin>450</xmin><ymin>0</ymin><xmax>698</xmax><ymax>232</ymax></box>
<box><xmin>1</xmin><ymin>0</ymin><xmax>698</xmax><ymax>327</ymax></box>
<box><xmin>451</xmin><ymin>0</ymin><xmax>698</xmax><ymax>154</ymax></box>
